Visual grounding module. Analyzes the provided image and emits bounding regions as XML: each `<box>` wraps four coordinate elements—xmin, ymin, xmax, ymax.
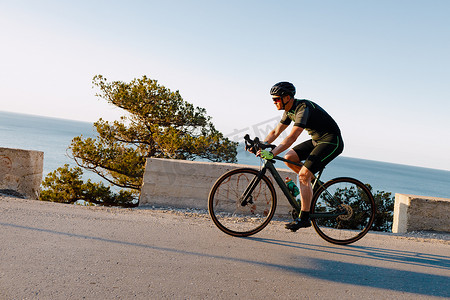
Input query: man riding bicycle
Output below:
<box><xmin>256</xmin><ymin>82</ymin><xmax>344</xmax><ymax>232</ymax></box>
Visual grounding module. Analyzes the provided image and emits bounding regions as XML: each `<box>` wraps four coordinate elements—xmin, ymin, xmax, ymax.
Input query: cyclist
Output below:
<box><xmin>256</xmin><ymin>81</ymin><xmax>344</xmax><ymax>232</ymax></box>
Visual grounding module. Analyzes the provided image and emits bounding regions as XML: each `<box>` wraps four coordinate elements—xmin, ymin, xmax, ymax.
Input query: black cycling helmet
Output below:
<box><xmin>270</xmin><ymin>81</ymin><xmax>296</xmax><ymax>97</ymax></box>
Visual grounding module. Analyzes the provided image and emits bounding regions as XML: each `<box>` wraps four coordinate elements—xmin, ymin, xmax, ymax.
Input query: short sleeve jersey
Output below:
<box><xmin>280</xmin><ymin>99</ymin><xmax>341</xmax><ymax>141</ymax></box>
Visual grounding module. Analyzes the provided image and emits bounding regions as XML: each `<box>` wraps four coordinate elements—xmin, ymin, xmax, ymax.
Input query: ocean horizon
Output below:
<box><xmin>1</xmin><ymin>110</ymin><xmax>449</xmax><ymax>199</ymax></box>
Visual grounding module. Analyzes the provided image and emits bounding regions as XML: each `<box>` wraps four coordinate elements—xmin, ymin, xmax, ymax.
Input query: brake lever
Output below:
<box><xmin>245</xmin><ymin>143</ymin><xmax>257</xmax><ymax>154</ymax></box>
<box><xmin>244</xmin><ymin>134</ymin><xmax>257</xmax><ymax>154</ymax></box>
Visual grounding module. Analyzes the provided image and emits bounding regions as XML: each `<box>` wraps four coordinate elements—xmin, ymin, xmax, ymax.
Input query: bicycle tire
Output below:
<box><xmin>311</xmin><ymin>177</ymin><xmax>376</xmax><ymax>245</ymax></box>
<box><xmin>208</xmin><ymin>168</ymin><xmax>277</xmax><ymax>237</ymax></box>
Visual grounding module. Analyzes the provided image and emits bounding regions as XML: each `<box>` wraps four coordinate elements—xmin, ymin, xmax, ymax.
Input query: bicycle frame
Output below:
<box><xmin>240</xmin><ymin>156</ymin><xmax>345</xmax><ymax>219</ymax></box>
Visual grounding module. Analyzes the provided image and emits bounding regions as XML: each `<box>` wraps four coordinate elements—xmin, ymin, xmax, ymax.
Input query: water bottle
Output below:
<box><xmin>285</xmin><ymin>177</ymin><xmax>300</xmax><ymax>198</ymax></box>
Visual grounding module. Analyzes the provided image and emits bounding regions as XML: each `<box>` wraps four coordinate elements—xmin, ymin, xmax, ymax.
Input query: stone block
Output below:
<box><xmin>0</xmin><ymin>147</ymin><xmax>44</xmax><ymax>199</ymax></box>
<box><xmin>392</xmin><ymin>193</ymin><xmax>450</xmax><ymax>233</ymax></box>
<box><xmin>139</xmin><ymin>158</ymin><xmax>298</xmax><ymax>218</ymax></box>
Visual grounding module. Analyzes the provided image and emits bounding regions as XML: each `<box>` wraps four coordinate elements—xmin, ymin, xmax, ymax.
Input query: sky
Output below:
<box><xmin>0</xmin><ymin>0</ymin><xmax>449</xmax><ymax>171</ymax></box>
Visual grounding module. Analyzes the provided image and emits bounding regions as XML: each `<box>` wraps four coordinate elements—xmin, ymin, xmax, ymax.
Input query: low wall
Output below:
<box><xmin>0</xmin><ymin>147</ymin><xmax>44</xmax><ymax>199</ymax></box>
<box><xmin>139</xmin><ymin>158</ymin><xmax>298</xmax><ymax>218</ymax></box>
<box><xmin>392</xmin><ymin>194</ymin><xmax>450</xmax><ymax>233</ymax></box>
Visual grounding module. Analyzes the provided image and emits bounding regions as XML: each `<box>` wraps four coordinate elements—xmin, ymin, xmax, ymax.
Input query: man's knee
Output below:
<box><xmin>284</xmin><ymin>150</ymin><xmax>298</xmax><ymax>162</ymax></box>
<box><xmin>284</xmin><ymin>151</ymin><xmax>299</xmax><ymax>169</ymax></box>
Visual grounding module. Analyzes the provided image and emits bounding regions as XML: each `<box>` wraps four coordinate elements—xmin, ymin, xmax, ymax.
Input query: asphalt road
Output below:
<box><xmin>0</xmin><ymin>197</ymin><xmax>449</xmax><ymax>299</ymax></box>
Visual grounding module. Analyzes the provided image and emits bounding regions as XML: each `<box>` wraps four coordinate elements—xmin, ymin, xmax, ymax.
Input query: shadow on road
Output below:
<box><xmin>249</xmin><ymin>237</ymin><xmax>450</xmax><ymax>298</ymax></box>
<box><xmin>249</xmin><ymin>237</ymin><xmax>450</xmax><ymax>271</ymax></box>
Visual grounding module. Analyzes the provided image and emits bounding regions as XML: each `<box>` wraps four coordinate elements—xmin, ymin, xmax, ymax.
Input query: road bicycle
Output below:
<box><xmin>208</xmin><ymin>135</ymin><xmax>376</xmax><ymax>245</ymax></box>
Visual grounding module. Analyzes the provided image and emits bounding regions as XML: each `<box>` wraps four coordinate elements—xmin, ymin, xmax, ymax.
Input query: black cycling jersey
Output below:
<box><xmin>280</xmin><ymin>99</ymin><xmax>341</xmax><ymax>141</ymax></box>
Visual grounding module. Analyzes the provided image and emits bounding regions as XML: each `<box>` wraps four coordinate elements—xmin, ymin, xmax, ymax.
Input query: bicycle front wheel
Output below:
<box><xmin>208</xmin><ymin>168</ymin><xmax>277</xmax><ymax>237</ymax></box>
<box><xmin>311</xmin><ymin>177</ymin><xmax>376</xmax><ymax>245</ymax></box>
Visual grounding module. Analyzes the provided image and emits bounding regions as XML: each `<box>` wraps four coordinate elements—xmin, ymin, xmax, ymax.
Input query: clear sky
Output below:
<box><xmin>1</xmin><ymin>0</ymin><xmax>449</xmax><ymax>171</ymax></box>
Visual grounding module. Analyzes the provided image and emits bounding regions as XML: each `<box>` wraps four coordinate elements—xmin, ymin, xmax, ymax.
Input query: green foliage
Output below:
<box><xmin>40</xmin><ymin>164</ymin><xmax>136</xmax><ymax>207</ymax></box>
<box><xmin>69</xmin><ymin>75</ymin><xmax>238</xmax><ymax>190</ymax></box>
<box><xmin>368</xmin><ymin>185</ymin><xmax>395</xmax><ymax>232</ymax></box>
<box><xmin>41</xmin><ymin>75</ymin><xmax>237</xmax><ymax>207</ymax></box>
<box><xmin>40</xmin><ymin>164</ymin><xmax>83</xmax><ymax>203</ymax></box>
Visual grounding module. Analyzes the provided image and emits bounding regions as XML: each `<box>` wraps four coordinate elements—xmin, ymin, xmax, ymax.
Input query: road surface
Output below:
<box><xmin>0</xmin><ymin>196</ymin><xmax>449</xmax><ymax>299</ymax></box>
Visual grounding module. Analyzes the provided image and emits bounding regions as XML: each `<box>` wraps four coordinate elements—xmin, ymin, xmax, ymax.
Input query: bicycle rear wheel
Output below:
<box><xmin>311</xmin><ymin>177</ymin><xmax>376</xmax><ymax>245</ymax></box>
<box><xmin>208</xmin><ymin>168</ymin><xmax>277</xmax><ymax>237</ymax></box>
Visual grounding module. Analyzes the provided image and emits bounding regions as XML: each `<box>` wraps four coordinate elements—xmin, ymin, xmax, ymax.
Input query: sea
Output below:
<box><xmin>1</xmin><ymin>111</ymin><xmax>449</xmax><ymax>199</ymax></box>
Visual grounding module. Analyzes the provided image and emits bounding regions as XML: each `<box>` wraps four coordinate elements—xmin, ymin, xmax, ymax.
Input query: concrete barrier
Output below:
<box><xmin>139</xmin><ymin>158</ymin><xmax>298</xmax><ymax>218</ymax></box>
<box><xmin>0</xmin><ymin>147</ymin><xmax>44</xmax><ymax>199</ymax></box>
<box><xmin>392</xmin><ymin>193</ymin><xmax>450</xmax><ymax>233</ymax></box>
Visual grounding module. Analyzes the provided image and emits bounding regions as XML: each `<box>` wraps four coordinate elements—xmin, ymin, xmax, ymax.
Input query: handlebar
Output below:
<box><xmin>244</xmin><ymin>134</ymin><xmax>276</xmax><ymax>155</ymax></box>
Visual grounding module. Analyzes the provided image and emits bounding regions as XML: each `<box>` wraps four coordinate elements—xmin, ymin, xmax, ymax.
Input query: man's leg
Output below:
<box><xmin>298</xmin><ymin>166</ymin><xmax>314</xmax><ymax>212</ymax></box>
<box><xmin>284</xmin><ymin>149</ymin><xmax>314</xmax><ymax>212</ymax></box>
<box><xmin>285</xmin><ymin>137</ymin><xmax>344</xmax><ymax>232</ymax></box>
<box><xmin>284</xmin><ymin>150</ymin><xmax>314</xmax><ymax>231</ymax></box>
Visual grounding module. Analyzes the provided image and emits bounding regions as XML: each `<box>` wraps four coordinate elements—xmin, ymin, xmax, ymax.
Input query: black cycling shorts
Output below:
<box><xmin>292</xmin><ymin>135</ymin><xmax>344</xmax><ymax>174</ymax></box>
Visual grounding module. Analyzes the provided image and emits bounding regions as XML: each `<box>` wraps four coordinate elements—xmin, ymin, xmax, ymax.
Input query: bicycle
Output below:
<box><xmin>208</xmin><ymin>135</ymin><xmax>376</xmax><ymax>245</ymax></box>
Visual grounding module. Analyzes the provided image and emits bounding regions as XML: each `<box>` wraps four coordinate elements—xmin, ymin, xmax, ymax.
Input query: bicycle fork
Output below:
<box><xmin>239</xmin><ymin>168</ymin><xmax>268</xmax><ymax>207</ymax></box>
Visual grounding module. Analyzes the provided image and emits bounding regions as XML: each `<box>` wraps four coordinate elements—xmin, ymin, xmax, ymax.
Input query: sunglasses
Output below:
<box><xmin>272</xmin><ymin>97</ymin><xmax>282</xmax><ymax>103</ymax></box>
